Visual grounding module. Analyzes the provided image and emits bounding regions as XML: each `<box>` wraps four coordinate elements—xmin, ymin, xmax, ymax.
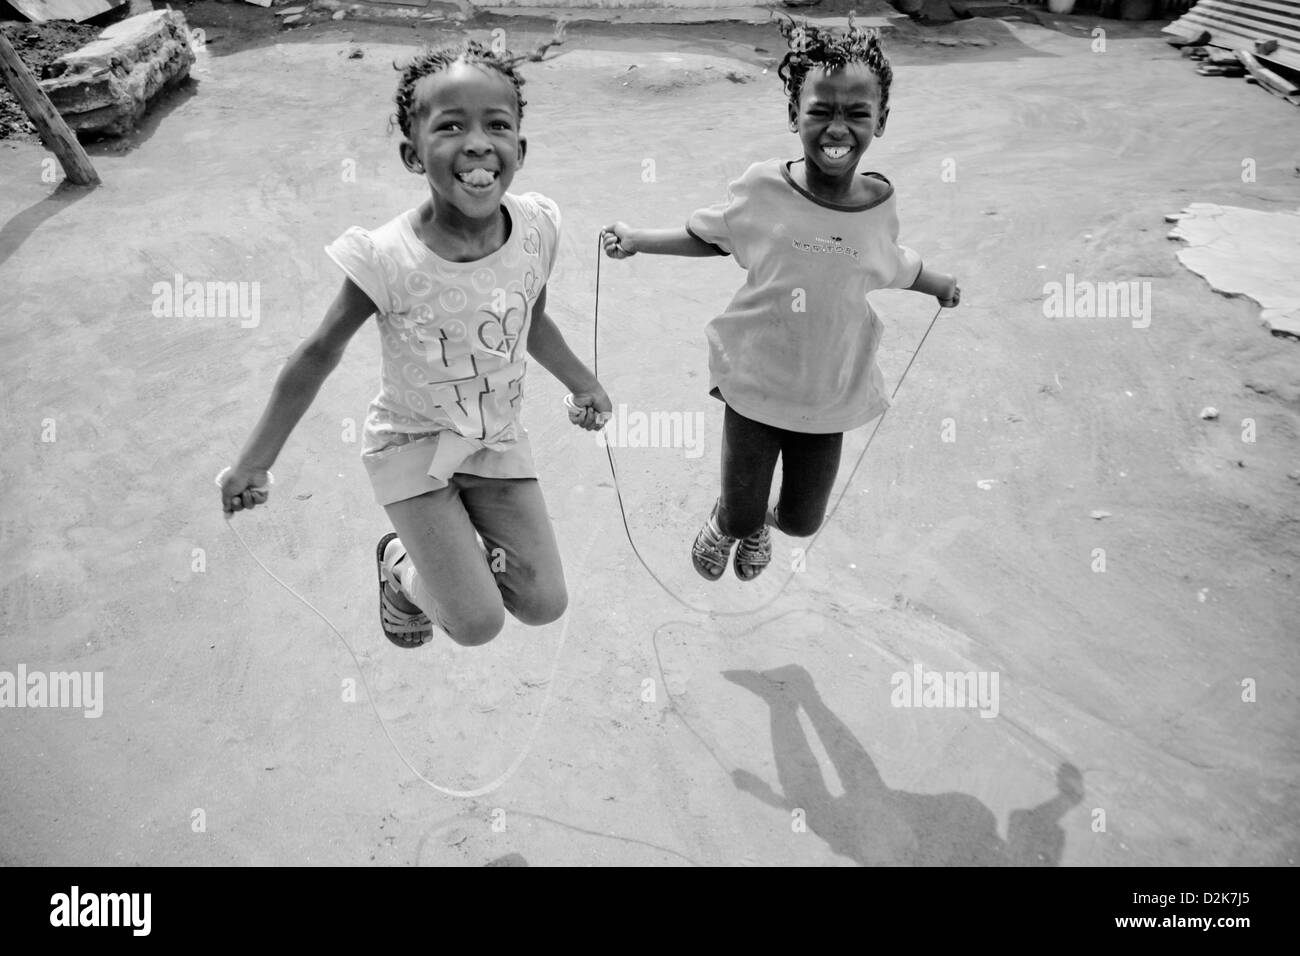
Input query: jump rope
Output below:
<box><xmin>221</xmin><ymin>233</ymin><xmax>945</xmax><ymax>800</ymax></box>
<box><xmin>590</xmin><ymin>236</ymin><xmax>945</xmax><ymax>617</ymax></box>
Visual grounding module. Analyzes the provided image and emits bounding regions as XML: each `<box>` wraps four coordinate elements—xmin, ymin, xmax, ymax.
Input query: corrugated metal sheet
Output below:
<box><xmin>1164</xmin><ymin>0</ymin><xmax>1300</xmax><ymax>74</ymax></box>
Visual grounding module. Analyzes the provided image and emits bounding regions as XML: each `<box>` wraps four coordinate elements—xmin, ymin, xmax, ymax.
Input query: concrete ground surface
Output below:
<box><xmin>1</xmin><ymin>9</ymin><xmax>1297</xmax><ymax>866</ymax></box>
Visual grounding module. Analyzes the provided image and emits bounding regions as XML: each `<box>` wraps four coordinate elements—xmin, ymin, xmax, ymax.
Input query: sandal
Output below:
<box><xmin>376</xmin><ymin>532</ymin><xmax>433</xmax><ymax>648</ymax></box>
<box><xmin>734</xmin><ymin>524</ymin><xmax>772</xmax><ymax>582</ymax></box>
<box><xmin>691</xmin><ymin>501</ymin><xmax>736</xmax><ymax>581</ymax></box>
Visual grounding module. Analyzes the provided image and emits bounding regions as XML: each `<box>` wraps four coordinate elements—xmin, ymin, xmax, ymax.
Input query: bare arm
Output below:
<box><xmin>908</xmin><ymin>265</ymin><xmax>961</xmax><ymax>307</ymax></box>
<box><xmin>525</xmin><ymin>286</ymin><xmax>612</xmax><ymax>430</ymax></box>
<box><xmin>602</xmin><ymin>222</ymin><xmax>723</xmax><ymax>258</ymax></box>
<box><xmin>220</xmin><ymin>278</ymin><xmax>375</xmax><ymax>513</ymax></box>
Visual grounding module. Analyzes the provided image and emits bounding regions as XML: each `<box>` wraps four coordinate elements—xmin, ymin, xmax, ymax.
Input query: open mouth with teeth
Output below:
<box><xmin>456</xmin><ymin>167</ymin><xmax>499</xmax><ymax>191</ymax></box>
<box><xmin>820</xmin><ymin>144</ymin><xmax>853</xmax><ymax>161</ymax></box>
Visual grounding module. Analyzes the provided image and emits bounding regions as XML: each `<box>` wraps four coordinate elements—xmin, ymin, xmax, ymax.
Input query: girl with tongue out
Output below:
<box><xmin>219</xmin><ymin>42</ymin><xmax>612</xmax><ymax>648</ymax></box>
<box><xmin>603</xmin><ymin>16</ymin><xmax>960</xmax><ymax>584</ymax></box>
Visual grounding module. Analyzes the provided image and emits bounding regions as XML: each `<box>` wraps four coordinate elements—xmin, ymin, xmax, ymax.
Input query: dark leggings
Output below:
<box><xmin>717</xmin><ymin>403</ymin><xmax>844</xmax><ymax>540</ymax></box>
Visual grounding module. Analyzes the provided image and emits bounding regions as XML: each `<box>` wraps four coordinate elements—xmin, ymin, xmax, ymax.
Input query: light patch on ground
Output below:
<box><xmin>1168</xmin><ymin>203</ymin><xmax>1300</xmax><ymax>338</ymax></box>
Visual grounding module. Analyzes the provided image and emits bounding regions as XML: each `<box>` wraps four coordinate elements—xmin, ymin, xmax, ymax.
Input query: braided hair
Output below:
<box><xmin>392</xmin><ymin>41</ymin><xmax>528</xmax><ymax>138</ymax></box>
<box><xmin>777</xmin><ymin>13</ymin><xmax>893</xmax><ymax>115</ymax></box>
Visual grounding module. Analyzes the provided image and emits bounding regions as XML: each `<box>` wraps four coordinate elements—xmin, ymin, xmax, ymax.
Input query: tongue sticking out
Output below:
<box><xmin>460</xmin><ymin>168</ymin><xmax>496</xmax><ymax>187</ymax></box>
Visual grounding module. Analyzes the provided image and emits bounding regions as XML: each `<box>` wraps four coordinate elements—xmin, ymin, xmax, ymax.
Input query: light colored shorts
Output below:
<box><xmin>362</xmin><ymin>428</ymin><xmax>538</xmax><ymax>506</ymax></box>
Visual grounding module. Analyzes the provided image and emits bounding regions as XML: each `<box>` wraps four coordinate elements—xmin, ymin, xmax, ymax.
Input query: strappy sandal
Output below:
<box><xmin>691</xmin><ymin>501</ymin><xmax>736</xmax><ymax>581</ymax></box>
<box><xmin>376</xmin><ymin>532</ymin><xmax>433</xmax><ymax>648</ymax></box>
<box><xmin>734</xmin><ymin>524</ymin><xmax>772</xmax><ymax>582</ymax></box>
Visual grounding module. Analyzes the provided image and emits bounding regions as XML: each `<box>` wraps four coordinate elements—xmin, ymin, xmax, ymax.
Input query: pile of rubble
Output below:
<box><xmin>22</xmin><ymin>8</ymin><xmax>195</xmax><ymax>138</ymax></box>
<box><xmin>1168</xmin><ymin>31</ymin><xmax>1300</xmax><ymax>106</ymax></box>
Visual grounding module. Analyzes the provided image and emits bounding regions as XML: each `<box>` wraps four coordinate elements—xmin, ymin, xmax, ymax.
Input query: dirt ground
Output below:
<box><xmin>0</xmin><ymin>19</ymin><xmax>104</xmax><ymax>141</ymax></box>
<box><xmin>1</xmin><ymin>5</ymin><xmax>1298</xmax><ymax>866</ymax></box>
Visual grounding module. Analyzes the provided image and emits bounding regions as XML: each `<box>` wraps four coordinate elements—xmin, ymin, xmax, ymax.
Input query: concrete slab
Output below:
<box><xmin>39</xmin><ymin>9</ymin><xmax>196</xmax><ymax>137</ymax></box>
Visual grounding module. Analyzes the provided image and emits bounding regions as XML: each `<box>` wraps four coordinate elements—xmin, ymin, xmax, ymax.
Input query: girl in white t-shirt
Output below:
<box><xmin>603</xmin><ymin>17</ymin><xmax>959</xmax><ymax>584</ymax></box>
<box><xmin>220</xmin><ymin>42</ymin><xmax>611</xmax><ymax>648</ymax></box>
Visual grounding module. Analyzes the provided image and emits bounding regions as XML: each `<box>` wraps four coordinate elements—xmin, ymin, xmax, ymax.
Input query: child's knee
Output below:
<box><xmin>776</xmin><ymin>511</ymin><xmax>824</xmax><ymax>538</ymax></box>
<box><xmin>509</xmin><ymin>585</ymin><xmax>568</xmax><ymax>627</ymax></box>
<box><xmin>446</xmin><ymin>604</ymin><xmax>507</xmax><ymax>647</ymax></box>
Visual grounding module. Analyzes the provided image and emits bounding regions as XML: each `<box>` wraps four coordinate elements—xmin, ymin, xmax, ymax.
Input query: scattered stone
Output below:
<box><xmin>348</xmin><ymin>47</ymin><xmax>363</xmax><ymax>59</ymax></box>
<box><xmin>1089</xmin><ymin>510</ymin><xmax>1111</xmax><ymax>520</ymax></box>
<box><xmin>1200</xmin><ymin>406</ymin><xmax>1219</xmax><ymax>420</ymax></box>
<box><xmin>39</xmin><ymin>10</ymin><xmax>196</xmax><ymax>139</ymax></box>
<box><xmin>333</xmin><ymin>9</ymin><xmax>346</xmax><ymax>19</ymax></box>
<box><xmin>976</xmin><ymin>479</ymin><xmax>996</xmax><ymax>490</ymax></box>
<box><xmin>295</xmin><ymin>492</ymin><xmax>312</xmax><ymax>500</ymax></box>
<box><xmin>275</xmin><ymin>5</ymin><xmax>307</xmax><ymax>15</ymax></box>
<box><xmin>283</xmin><ymin>14</ymin><xmax>303</xmax><ymax>25</ymax></box>
<box><xmin>1197</xmin><ymin>588</ymin><xmax>1208</xmax><ymax>603</ymax></box>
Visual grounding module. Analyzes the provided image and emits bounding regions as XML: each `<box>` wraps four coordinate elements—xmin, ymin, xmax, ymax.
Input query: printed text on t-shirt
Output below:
<box><xmin>791</xmin><ymin>235</ymin><xmax>860</xmax><ymax>261</ymax></box>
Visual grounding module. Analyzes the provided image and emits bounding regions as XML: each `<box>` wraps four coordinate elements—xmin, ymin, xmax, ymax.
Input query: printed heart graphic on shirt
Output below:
<box><xmin>522</xmin><ymin>267</ymin><xmax>540</xmax><ymax>300</ymax></box>
<box><xmin>475</xmin><ymin>291</ymin><xmax>530</xmax><ymax>360</ymax></box>
<box><xmin>522</xmin><ymin>227</ymin><xmax>542</xmax><ymax>257</ymax></box>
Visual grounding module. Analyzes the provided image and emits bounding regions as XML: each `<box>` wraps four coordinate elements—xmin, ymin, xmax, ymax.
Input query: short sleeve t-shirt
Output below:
<box><xmin>687</xmin><ymin>159</ymin><xmax>923</xmax><ymax>433</ymax></box>
<box><xmin>325</xmin><ymin>192</ymin><xmax>560</xmax><ymax>497</ymax></box>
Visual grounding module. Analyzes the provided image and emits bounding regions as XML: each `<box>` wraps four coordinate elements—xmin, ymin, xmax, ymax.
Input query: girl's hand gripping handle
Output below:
<box><xmin>217</xmin><ymin>465</ymin><xmax>273</xmax><ymax>516</ymax></box>
<box><xmin>565</xmin><ymin>390</ymin><xmax>613</xmax><ymax>431</ymax></box>
<box><xmin>939</xmin><ymin>277</ymin><xmax>961</xmax><ymax>309</ymax></box>
<box><xmin>601</xmin><ymin>223</ymin><xmax>636</xmax><ymax>259</ymax></box>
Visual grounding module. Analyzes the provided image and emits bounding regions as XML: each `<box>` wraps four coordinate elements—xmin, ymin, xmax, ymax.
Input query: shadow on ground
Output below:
<box><xmin>726</xmin><ymin>664</ymin><xmax>1084</xmax><ymax>865</ymax></box>
<box><xmin>0</xmin><ymin>178</ymin><xmax>93</xmax><ymax>268</ymax></box>
<box><xmin>80</xmin><ymin>78</ymin><xmax>200</xmax><ymax>157</ymax></box>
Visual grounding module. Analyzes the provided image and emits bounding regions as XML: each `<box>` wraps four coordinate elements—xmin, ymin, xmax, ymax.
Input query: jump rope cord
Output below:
<box><xmin>594</xmin><ymin>235</ymin><xmax>944</xmax><ymax>618</ymax></box>
<box><xmin>223</xmin><ymin>503</ymin><xmax>588</xmax><ymax>801</ymax></box>
<box><xmin>221</xmin><ymin>234</ymin><xmax>942</xmax><ymax>799</ymax></box>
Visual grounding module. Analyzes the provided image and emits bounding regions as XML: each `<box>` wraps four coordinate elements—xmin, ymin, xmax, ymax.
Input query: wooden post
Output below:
<box><xmin>0</xmin><ymin>32</ymin><xmax>100</xmax><ymax>187</ymax></box>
